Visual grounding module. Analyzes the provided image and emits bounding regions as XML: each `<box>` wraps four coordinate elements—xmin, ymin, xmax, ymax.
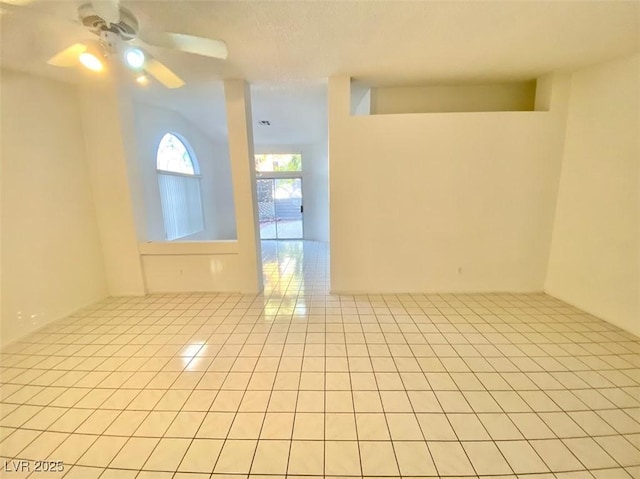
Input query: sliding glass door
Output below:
<box><xmin>257</xmin><ymin>178</ymin><xmax>303</xmax><ymax>239</ymax></box>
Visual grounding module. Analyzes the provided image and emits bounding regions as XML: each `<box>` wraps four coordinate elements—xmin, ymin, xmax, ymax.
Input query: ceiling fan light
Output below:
<box><xmin>79</xmin><ymin>52</ymin><xmax>104</xmax><ymax>72</ymax></box>
<box><xmin>136</xmin><ymin>74</ymin><xmax>149</xmax><ymax>86</ymax></box>
<box><xmin>125</xmin><ymin>48</ymin><xmax>145</xmax><ymax>69</ymax></box>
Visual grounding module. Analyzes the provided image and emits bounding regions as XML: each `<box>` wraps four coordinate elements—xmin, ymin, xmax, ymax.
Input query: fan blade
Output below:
<box><xmin>47</xmin><ymin>43</ymin><xmax>87</xmax><ymax>67</ymax></box>
<box><xmin>92</xmin><ymin>0</ymin><xmax>119</xmax><ymax>26</ymax></box>
<box><xmin>139</xmin><ymin>31</ymin><xmax>228</xmax><ymax>60</ymax></box>
<box><xmin>145</xmin><ymin>57</ymin><xmax>185</xmax><ymax>89</ymax></box>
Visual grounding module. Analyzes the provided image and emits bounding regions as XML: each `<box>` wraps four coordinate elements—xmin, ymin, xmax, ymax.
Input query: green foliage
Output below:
<box><xmin>255</xmin><ymin>154</ymin><xmax>302</xmax><ymax>172</ymax></box>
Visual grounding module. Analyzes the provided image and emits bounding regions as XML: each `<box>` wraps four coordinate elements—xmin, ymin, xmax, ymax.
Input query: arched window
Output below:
<box><xmin>157</xmin><ymin>133</ymin><xmax>204</xmax><ymax>240</ymax></box>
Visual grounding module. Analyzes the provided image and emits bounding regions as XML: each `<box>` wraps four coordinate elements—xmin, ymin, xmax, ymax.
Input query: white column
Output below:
<box><xmin>224</xmin><ymin>80</ymin><xmax>263</xmax><ymax>294</ymax></box>
<box><xmin>78</xmin><ymin>85</ymin><xmax>146</xmax><ymax>296</ymax></box>
<box><xmin>327</xmin><ymin>76</ymin><xmax>351</xmax><ymax>293</ymax></box>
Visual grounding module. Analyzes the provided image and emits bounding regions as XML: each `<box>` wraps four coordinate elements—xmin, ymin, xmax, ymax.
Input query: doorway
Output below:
<box><xmin>257</xmin><ymin>177</ymin><xmax>303</xmax><ymax>239</ymax></box>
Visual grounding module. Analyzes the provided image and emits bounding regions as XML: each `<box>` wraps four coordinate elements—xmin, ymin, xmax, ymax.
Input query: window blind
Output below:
<box><xmin>158</xmin><ymin>172</ymin><xmax>204</xmax><ymax>240</ymax></box>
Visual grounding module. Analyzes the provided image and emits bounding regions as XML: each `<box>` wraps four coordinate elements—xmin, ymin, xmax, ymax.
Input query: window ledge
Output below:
<box><xmin>139</xmin><ymin>241</ymin><xmax>239</xmax><ymax>255</ymax></box>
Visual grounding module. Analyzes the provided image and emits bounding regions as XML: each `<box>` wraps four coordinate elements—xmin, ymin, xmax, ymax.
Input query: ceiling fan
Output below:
<box><xmin>3</xmin><ymin>0</ymin><xmax>228</xmax><ymax>88</ymax></box>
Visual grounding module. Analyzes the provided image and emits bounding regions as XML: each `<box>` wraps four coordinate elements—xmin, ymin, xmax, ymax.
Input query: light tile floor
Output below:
<box><xmin>259</xmin><ymin>220</ymin><xmax>303</xmax><ymax>240</ymax></box>
<box><xmin>1</xmin><ymin>240</ymin><xmax>639</xmax><ymax>478</ymax></box>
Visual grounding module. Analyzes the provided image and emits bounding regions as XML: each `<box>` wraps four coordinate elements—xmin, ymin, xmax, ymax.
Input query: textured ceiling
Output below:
<box><xmin>1</xmin><ymin>0</ymin><xmax>638</xmax><ymax>144</ymax></box>
<box><xmin>1</xmin><ymin>0</ymin><xmax>638</xmax><ymax>84</ymax></box>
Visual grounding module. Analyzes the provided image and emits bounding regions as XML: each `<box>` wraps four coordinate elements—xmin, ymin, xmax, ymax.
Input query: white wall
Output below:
<box><xmin>254</xmin><ymin>143</ymin><xmax>329</xmax><ymax>242</ymax></box>
<box><xmin>328</xmin><ymin>75</ymin><xmax>570</xmax><ymax>293</ymax></box>
<box><xmin>1</xmin><ymin>70</ymin><xmax>108</xmax><ymax>346</ymax></box>
<box><xmin>350</xmin><ymin>81</ymin><xmax>371</xmax><ymax>116</ymax></box>
<box><xmin>546</xmin><ymin>53</ymin><xmax>640</xmax><ymax>336</ymax></box>
<box><xmin>370</xmin><ymin>81</ymin><xmax>536</xmax><ymax>114</ymax></box>
<box><xmin>304</xmin><ymin>142</ymin><xmax>329</xmax><ymax>242</ymax></box>
<box><xmin>131</xmin><ymin>102</ymin><xmax>237</xmax><ymax>241</ymax></box>
<box><xmin>139</xmin><ymin>241</ymin><xmax>242</xmax><ymax>293</ymax></box>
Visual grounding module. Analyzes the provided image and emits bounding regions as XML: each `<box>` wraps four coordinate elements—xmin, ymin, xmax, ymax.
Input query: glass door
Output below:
<box><xmin>257</xmin><ymin>178</ymin><xmax>303</xmax><ymax>239</ymax></box>
<box><xmin>257</xmin><ymin>179</ymin><xmax>276</xmax><ymax>239</ymax></box>
<box><xmin>274</xmin><ymin>178</ymin><xmax>302</xmax><ymax>239</ymax></box>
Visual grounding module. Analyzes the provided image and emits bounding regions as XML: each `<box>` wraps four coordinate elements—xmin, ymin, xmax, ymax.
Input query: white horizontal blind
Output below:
<box><xmin>158</xmin><ymin>172</ymin><xmax>204</xmax><ymax>240</ymax></box>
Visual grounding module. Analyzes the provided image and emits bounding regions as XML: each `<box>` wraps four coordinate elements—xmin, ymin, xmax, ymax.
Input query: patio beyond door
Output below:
<box><xmin>257</xmin><ymin>177</ymin><xmax>303</xmax><ymax>239</ymax></box>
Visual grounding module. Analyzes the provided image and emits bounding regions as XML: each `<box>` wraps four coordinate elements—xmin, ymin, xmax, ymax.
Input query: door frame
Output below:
<box><xmin>256</xmin><ymin>172</ymin><xmax>304</xmax><ymax>240</ymax></box>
